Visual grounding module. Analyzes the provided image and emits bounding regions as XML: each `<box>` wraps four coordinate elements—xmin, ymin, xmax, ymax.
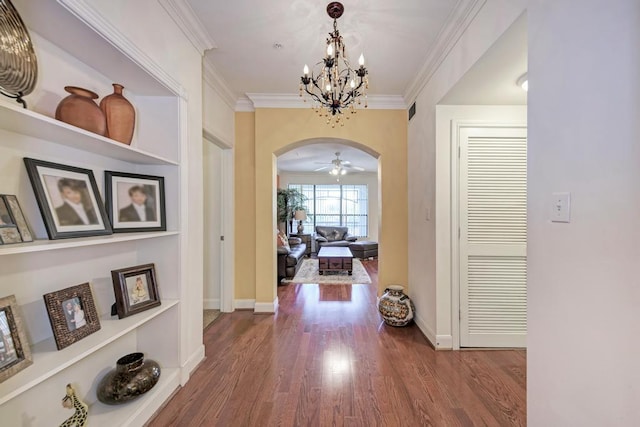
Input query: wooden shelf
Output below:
<box><xmin>89</xmin><ymin>368</ymin><xmax>180</xmax><ymax>426</ymax></box>
<box><xmin>0</xmin><ymin>101</ymin><xmax>178</xmax><ymax>165</ymax></box>
<box><xmin>0</xmin><ymin>231</ymin><xmax>179</xmax><ymax>256</ymax></box>
<box><xmin>0</xmin><ymin>300</ymin><xmax>179</xmax><ymax>405</ymax></box>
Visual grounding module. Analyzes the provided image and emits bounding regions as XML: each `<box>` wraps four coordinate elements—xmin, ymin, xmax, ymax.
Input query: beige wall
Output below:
<box><xmin>235</xmin><ymin>108</ymin><xmax>408</xmax><ymax>306</ymax></box>
<box><xmin>234</xmin><ymin>112</ymin><xmax>257</xmax><ymax>300</ymax></box>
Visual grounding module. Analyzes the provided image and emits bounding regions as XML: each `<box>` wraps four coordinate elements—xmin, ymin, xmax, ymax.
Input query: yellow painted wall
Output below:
<box><xmin>234</xmin><ymin>112</ymin><xmax>256</xmax><ymax>300</ymax></box>
<box><xmin>235</xmin><ymin>107</ymin><xmax>408</xmax><ymax>306</ymax></box>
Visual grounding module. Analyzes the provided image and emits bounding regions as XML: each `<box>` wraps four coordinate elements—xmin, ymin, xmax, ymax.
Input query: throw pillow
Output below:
<box><xmin>277</xmin><ymin>231</ymin><xmax>290</xmax><ymax>250</ymax></box>
<box><xmin>330</xmin><ymin>229</ymin><xmax>341</xmax><ymax>241</ymax></box>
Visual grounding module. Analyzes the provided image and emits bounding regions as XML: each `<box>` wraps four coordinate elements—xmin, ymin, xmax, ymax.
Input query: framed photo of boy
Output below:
<box><xmin>23</xmin><ymin>158</ymin><xmax>112</xmax><ymax>240</ymax></box>
<box><xmin>0</xmin><ymin>295</ymin><xmax>32</xmax><ymax>383</ymax></box>
<box><xmin>43</xmin><ymin>283</ymin><xmax>101</xmax><ymax>350</ymax></box>
<box><xmin>104</xmin><ymin>171</ymin><xmax>166</xmax><ymax>233</ymax></box>
<box><xmin>111</xmin><ymin>263</ymin><xmax>161</xmax><ymax>319</ymax></box>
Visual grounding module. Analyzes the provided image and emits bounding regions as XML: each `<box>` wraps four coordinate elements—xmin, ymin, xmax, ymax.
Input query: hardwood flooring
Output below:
<box><xmin>148</xmin><ymin>260</ymin><xmax>526</xmax><ymax>426</ymax></box>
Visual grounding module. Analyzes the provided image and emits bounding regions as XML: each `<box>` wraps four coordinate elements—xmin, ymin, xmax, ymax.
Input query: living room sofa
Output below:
<box><xmin>277</xmin><ymin>236</ymin><xmax>307</xmax><ymax>282</ymax></box>
<box><xmin>315</xmin><ymin>226</ymin><xmax>357</xmax><ymax>248</ymax></box>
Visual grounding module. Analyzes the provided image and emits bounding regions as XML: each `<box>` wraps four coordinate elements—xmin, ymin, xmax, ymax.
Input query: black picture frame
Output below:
<box><xmin>104</xmin><ymin>171</ymin><xmax>166</xmax><ymax>233</ymax></box>
<box><xmin>43</xmin><ymin>283</ymin><xmax>101</xmax><ymax>351</ymax></box>
<box><xmin>110</xmin><ymin>263</ymin><xmax>161</xmax><ymax>319</ymax></box>
<box><xmin>0</xmin><ymin>295</ymin><xmax>32</xmax><ymax>383</ymax></box>
<box><xmin>1</xmin><ymin>195</ymin><xmax>33</xmax><ymax>242</ymax></box>
<box><xmin>23</xmin><ymin>158</ymin><xmax>112</xmax><ymax>240</ymax></box>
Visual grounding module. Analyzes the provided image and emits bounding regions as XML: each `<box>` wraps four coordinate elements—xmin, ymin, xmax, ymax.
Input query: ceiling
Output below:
<box><xmin>184</xmin><ymin>1</ymin><xmax>527</xmax><ymax>173</ymax></box>
<box><xmin>188</xmin><ymin>0</ymin><xmax>458</xmax><ymax>96</ymax></box>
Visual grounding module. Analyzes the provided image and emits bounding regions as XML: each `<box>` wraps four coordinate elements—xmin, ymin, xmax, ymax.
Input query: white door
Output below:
<box><xmin>203</xmin><ymin>140</ymin><xmax>224</xmax><ymax>310</ymax></box>
<box><xmin>459</xmin><ymin>126</ymin><xmax>527</xmax><ymax>347</ymax></box>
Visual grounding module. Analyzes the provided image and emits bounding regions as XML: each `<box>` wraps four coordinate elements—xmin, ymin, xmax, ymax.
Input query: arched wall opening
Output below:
<box><xmin>235</xmin><ymin>108</ymin><xmax>408</xmax><ymax>312</ymax></box>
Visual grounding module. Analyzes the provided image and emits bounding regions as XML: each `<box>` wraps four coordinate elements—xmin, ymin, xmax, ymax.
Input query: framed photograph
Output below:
<box><xmin>23</xmin><ymin>158</ymin><xmax>112</xmax><ymax>240</ymax></box>
<box><xmin>1</xmin><ymin>195</ymin><xmax>33</xmax><ymax>242</ymax></box>
<box><xmin>111</xmin><ymin>263</ymin><xmax>161</xmax><ymax>319</ymax></box>
<box><xmin>0</xmin><ymin>226</ymin><xmax>22</xmax><ymax>244</ymax></box>
<box><xmin>0</xmin><ymin>295</ymin><xmax>32</xmax><ymax>383</ymax></box>
<box><xmin>104</xmin><ymin>171</ymin><xmax>166</xmax><ymax>233</ymax></box>
<box><xmin>43</xmin><ymin>283</ymin><xmax>101</xmax><ymax>350</ymax></box>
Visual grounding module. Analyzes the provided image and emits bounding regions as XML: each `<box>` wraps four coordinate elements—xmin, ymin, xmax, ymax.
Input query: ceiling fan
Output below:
<box><xmin>313</xmin><ymin>152</ymin><xmax>365</xmax><ymax>174</ymax></box>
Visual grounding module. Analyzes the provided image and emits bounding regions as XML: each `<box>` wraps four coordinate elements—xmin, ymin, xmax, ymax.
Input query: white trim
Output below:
<box><xmin>203</xmin><ymin>129</ymin><xmax>232</xmax><ymax>150</ymax></box>
<box><xmin>403</xmin><ymin>0</ymin><xmax>486</xmax><ymax>103</ymax></box>
<box><xmin>254</xmin><ymin>298</ymin><xmax>279</xmax><ymax>314</ymax></box>
<box><xmin>203</xmin><ymin>298</ymin><xmax>220</xmax><ymax>310</ymax></box>
<box><xmin>414</xmin><ymin>313</ymin><xmax>454</xmax><ymax>350</ymax></box>
<box><xmin>235</xmin><ymin>97</ymin><xmax>255</xmax><ymax>112</ymax></box>
<box><xmin>221</xmin><ymin>149</ymin><xmax>235</xmax><ymax>313</ymax></box>
<box><xmin>234</xmin><ymin>299</ymin><xmax>256</xmax><ymax>310</ymax></box>
<box><xmin>180</xmin><ymin>345</ymin><xmax>205</xmax><ymax>384</ymax></box>
<box><xmin>245</xmin><ymin>93</ymin><xmax>406</xmax><ymax>110</ymax></box>
<box><xmin>59</xmin><ymin>0</ymin><xmax>187</xmax><ymax>99</ymax></box>
<box><xmin>203</xmin><ymin>60</ymin><xmax>238</xmax><ymax>109</ymax></box>
<box><xmin>157</xmin><ymin>0</ymin><xmax>217</xmax><ymax>54</ymax></box>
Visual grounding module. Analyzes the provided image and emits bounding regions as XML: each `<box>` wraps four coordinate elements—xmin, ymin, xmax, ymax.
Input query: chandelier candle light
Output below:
<box><xmin>300</xmin><ymin>2</ymin><xmax>369</xmax><ymax>127</ymax></box>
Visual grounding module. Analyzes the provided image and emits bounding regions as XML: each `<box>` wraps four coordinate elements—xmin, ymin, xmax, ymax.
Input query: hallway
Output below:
<box><xmin>149</xmin><ymin>261</ymin><xmax>525</xmax><ymax>426</ymax></box>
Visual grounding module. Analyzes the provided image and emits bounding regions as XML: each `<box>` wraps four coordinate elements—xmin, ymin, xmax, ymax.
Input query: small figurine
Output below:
<box><xmin>60</xmin><ymin>384</ymin><xmax>88</xmax><ymax>427</ymax></box>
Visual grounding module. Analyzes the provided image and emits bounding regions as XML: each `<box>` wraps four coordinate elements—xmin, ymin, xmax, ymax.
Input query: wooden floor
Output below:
<box><xmin>148</xmin><ymin>260</ymin><xmax>526</xmax><ymax>426</ymax></box>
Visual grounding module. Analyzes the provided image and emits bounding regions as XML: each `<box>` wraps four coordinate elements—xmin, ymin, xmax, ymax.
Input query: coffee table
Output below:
<box><xmin>317</xmin><ymin>247</ymin><xmax>353</xmax><ymax>275</ymax></box>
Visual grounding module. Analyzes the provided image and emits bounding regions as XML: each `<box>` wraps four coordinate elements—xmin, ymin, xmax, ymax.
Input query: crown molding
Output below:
<box><xmin>244</xmin><ymin>93</ymin><xmax>406</xmax><ymax>110</ymax></box>
<box><xmin>157</xmin><ymin>0</ymin><xmax>217</xmax><ymax>55</ymax></box>
<box><xmin>235</xmin><ymin>96</ymin><xmax>255</xmax><ymax>112</ymax></box>
<box><xmin>203</xmin><ymin>59</ymin><xmax>238</xmax><ymax>109</ymax></box>
<box><xmin>403</xmin><ymin>0</ymin><xmax>486</xmax><ymax>104</ymax></box>
<box><xmin>59</xmin><ymin>0</ymin><xmax>186</xmax><ymax>99</ymax></box>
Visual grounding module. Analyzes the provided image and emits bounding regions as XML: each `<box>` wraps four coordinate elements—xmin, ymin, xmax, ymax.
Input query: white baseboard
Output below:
<box><xmin>234</xmin><ymin>299</ymin><xmax>256</xmax><ymax>310</ymax></box>
<box><xmin>254</xmin><ymin>297</ymin><xmax>278</xmax><ymax>314</ymax></box>
<box><xmin>203</xmin><ymin>298</ymin><xmax>220</xmax><ymax>310</ymax></box>
<box><xmin>414</xmin><ymin>313</ymin><xmax>453</xmax><ymax>350</ymax></box>
<box><xmin>180</xmin><ymin>344</ymin><xmax>205</xmax><ymax>384</ymax></box>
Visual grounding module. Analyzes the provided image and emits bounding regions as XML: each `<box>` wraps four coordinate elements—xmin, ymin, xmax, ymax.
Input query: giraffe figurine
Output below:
<box><xmin>60</xmin><ymin>384</ymin><xmax>88</xmax><ymax>427</ymax></box>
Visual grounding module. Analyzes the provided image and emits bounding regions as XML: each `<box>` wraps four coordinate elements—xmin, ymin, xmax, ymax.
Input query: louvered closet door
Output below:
<box><xmin>459</xmin><ymin>127</ymin><xmax>527</xmax><ymax>348</ymax></box>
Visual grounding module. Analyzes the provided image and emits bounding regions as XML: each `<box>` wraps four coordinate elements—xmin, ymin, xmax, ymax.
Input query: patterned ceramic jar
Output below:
<box><xmin>378</xmin><ymin>285</ymin><xmax>415</xmax><ymax>326</ymax></box>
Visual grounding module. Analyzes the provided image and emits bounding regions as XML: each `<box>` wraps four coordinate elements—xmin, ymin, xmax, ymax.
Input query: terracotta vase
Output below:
<box><xmin>378</xmin><ymin>285</ymin><xmax>415</xmax><ymax>327</ymax></box>
<box><xmin>55</xmin><ymin>86</ymin><xmax>107</xmax><ymax>136</ymax></box>
<box><xmin>100</xmin><ymin>83</ymin><xmax>135</xmax><ymax>145</ymax></box>
<box><xmin>96</xmin><ymin>352</ymin><xmax>161</xmax><ymax>405</ymax></box>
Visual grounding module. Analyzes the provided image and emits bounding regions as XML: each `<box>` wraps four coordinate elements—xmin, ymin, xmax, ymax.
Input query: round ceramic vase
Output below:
<box><xmin>100</xmin><ymin>83</ymin><xmax>135</xmax><ymax>145</ymax></box>
<box><xmin>378</xmin><ymin>285</ymin><xmax>415</xmax><ymax>326</ymax></box>
<box><xmin>55</xmin><ymin>86</ymin><xmax>107</xmax><ymax>135</ymax></box>
<box><xmin>97</xmin><ymin>352</ymin><xmax>161</xmax><ymax>405</ymax></box>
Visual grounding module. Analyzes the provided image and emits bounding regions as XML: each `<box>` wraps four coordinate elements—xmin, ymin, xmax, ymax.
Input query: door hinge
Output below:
<box><xmin>458</xmin><ymin>227</ymin><xmax>460</xmax><ymax>239</ymax></box>
<box><xmin>220</xmin><ymin>236</ymin><xmax>225</xmax><ymax>241</ymax></box>
<box><xmin>458</xmin><ymin>146</ymin><xmax>461</xmax><ymax>158</ymax></box>
<box><xmin>459</xmin><ymin>309</ymin><xmax>461</xmax><ymax>320</ymax></box>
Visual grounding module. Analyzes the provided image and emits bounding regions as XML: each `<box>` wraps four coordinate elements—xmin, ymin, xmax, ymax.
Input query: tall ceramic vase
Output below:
<box><xmin>378</xmin><ymin>285</ymin><xmax>415</xmax><ymax>326</ymax></box>
<box><xmin>97</xmin><ymin>352</ymin><xmax>161</xmax><ymax>405</ymax></box>
<box><xmin>55</xmin><ymin>86</ymin><xmax>107</xmax><ymax>136</ymax></box>
<box><xmin>100</xmin><ymin>83</ymin><xmax>135</xmax><ymax>145</ymax></box>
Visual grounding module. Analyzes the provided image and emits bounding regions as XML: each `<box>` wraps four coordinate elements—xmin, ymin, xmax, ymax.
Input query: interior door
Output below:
<box><xmin>203</xmin><ymin>140</ymin><xmax>224</xmax><ymax>311</ymax></box>
<box><xmin>459</xmin><ymin>126</ymin><xmax>527</xmax><ymax>347</ymax></box>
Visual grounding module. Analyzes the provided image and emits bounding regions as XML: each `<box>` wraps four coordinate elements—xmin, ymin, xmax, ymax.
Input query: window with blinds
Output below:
<box><xmin>287</xmin><ymin>184</ymin><xmax>368</xmax><ymax>237</ymax></box>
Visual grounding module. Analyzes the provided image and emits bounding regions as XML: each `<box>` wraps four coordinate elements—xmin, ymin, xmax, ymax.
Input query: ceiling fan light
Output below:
<box><xmin>341</xmin><ymin>169</ymin><xmax>346</xmax><ymax>175</ymax></box>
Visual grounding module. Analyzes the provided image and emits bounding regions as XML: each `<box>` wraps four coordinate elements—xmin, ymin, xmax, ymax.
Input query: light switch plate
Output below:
<box><xmin>551</xmin><ymin>192</ymin><xmax>571</xmax><ymax>223</ymax></box>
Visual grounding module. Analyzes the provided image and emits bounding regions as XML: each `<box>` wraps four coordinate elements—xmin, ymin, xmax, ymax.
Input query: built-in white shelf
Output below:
<box><xmin>0</xmin><ymin>231</ymin><xmax>179</xmax><ymax>256</ymax></box>
<box><xmin>89</xmin><ymin>367</ymin><xmax>180</xmax><ymax>427</ymax></box>
<box><xmin>0</xmin><ymin>299</ymin><xmax>179</xmax><ymax>405</ymax></box>
<box><xmin>0</xmin><ymin>101</ymin><xmax>178</xmax><ymax>165</ymax></box>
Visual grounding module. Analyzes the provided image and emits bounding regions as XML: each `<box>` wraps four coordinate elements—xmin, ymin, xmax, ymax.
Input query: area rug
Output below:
<box><xmin>284</xmin><ymin>258</ymin><xmax>371</xmax><ymax>284</ymax></box>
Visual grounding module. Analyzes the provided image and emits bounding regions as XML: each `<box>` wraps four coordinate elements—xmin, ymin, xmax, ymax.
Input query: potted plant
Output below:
<box><xmin>277</xmin><ymin>188</ymin><xmax>307</xmax><ymax>235</ymax></box>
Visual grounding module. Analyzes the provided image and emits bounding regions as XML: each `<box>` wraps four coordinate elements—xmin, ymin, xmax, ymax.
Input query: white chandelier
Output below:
<box><xmin>299</xmin><ymin>2</ymin><xmax>369</xmax><ymax>127</ymax></box>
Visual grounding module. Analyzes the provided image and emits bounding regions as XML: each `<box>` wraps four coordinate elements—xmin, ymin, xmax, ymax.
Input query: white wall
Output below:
<box><xmin>527</xmin><ymin>0</ymin><xmax>640</xmax><ymax>424</ymax></box>
<box><xmin>434</xmin><ymin>105</ymin><xmax>526</xmax><ymax>349</ymax></box>
<box><xmin>203</xmin><ymin>81</ymin><xmax>235</xmax><ymax>148</ymax></box>
<box><xmin>203</xmin><ymin>141</ymin><xmax>223</xmax><ymax>309</ymax></box>
<box><xmin>407</xmin><ymin>0</ymin><xmax>526</xmax><ymax>347</ymax></box>
<box><xmin>278</xmin><ymin>172</ymin><xmax>379</xmax><ymax>243</ymax></box>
